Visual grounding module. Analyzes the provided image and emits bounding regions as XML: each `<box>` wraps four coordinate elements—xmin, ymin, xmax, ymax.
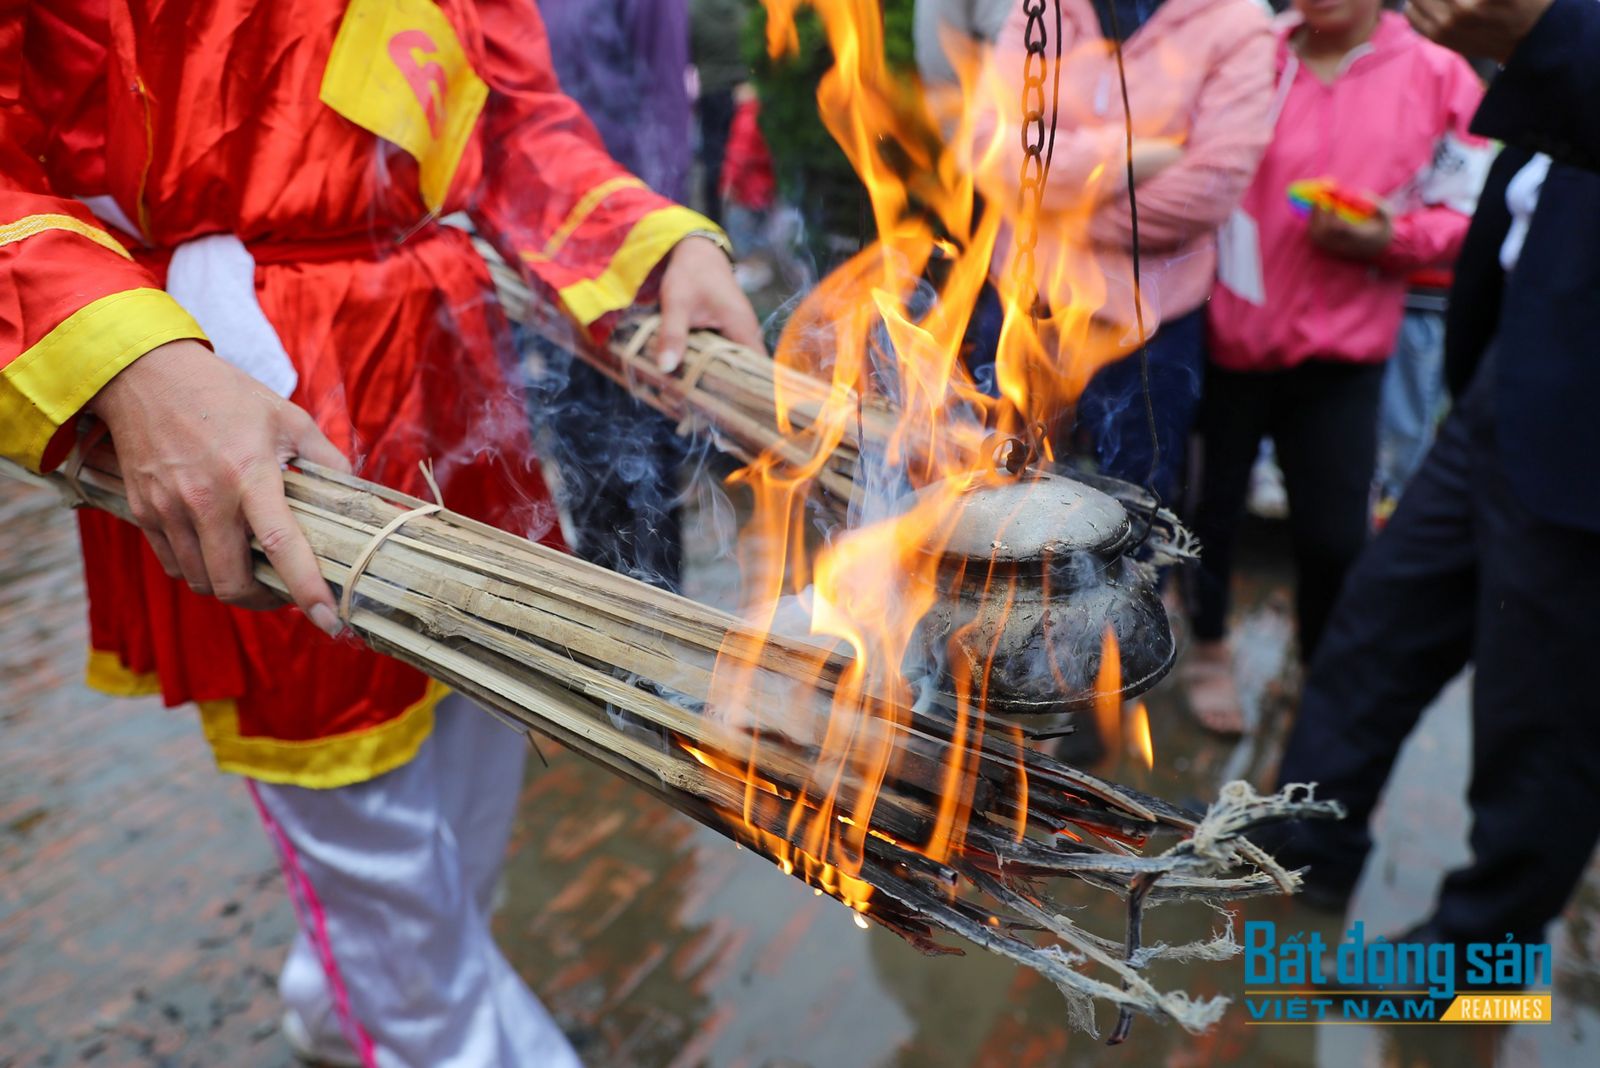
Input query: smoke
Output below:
<box><xmin>517</xmin><ymin>312</ymin><xmax>724</xmax><ymax>593</ymax></box>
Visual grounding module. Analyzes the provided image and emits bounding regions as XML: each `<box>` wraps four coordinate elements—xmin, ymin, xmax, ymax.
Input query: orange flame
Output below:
<box><xmin>689</xmin><ymin>0</ymin><xmax>1174</xmax><ymax>907</ymax></box>
<box><xmin>1129</xmin><ymin>701</ymin><xmax>1154</xmax><ymax>771</ymax></box>
<box><xmin>1093</xmin><ymin>628</ymin><xmax>1155</xmax><ymax>772</ymax></box>
<box><xmin>1093</xmin><ymin>625</ymin><xmax>1123</xmax><ymax>758</ymax></box>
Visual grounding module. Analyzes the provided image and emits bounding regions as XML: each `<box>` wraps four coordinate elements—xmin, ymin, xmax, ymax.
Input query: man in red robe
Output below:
<box><xmin>1</xmin><ymin>0</ymin><xmax>762</xmax><ymax>1062</ymax></box>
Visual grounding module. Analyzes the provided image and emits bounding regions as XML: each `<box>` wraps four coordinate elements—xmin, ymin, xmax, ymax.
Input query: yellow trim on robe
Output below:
<box><xmin>520</xmin><ymin>176</ymin><xmax>648</xmax><ymax>265</ymax></box>
<box><xmin>85</xmin><ymin>649</ymin><xmax>164</xmax><ymax>697</ymax></box>
<box><xmin>198</xmin><ymin>678</ymin><xmax>448</xmax><ymax>789</ymax></box>
<box><xmin>0</xmin><ymin>288</ymin><xmax>208</xmax><ymax>472</ymax></box>
<box><xmin>556</xmin><ymin>206</ymin><xmax>730</xmax><ymax>327</ymax></box>
<box><xmin>0</xmin><ymin>213</ymin><xmax>134</xmax><ymax>260</ymax></box>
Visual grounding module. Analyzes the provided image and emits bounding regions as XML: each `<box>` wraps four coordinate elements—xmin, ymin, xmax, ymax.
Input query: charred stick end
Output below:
<box><xmin>1107</xmin><ymin>870</ymin><xmax>1160</xmax><ymax>1046</ymax></box>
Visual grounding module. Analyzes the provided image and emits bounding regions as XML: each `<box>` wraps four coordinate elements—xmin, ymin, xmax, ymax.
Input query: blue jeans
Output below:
<box><xmin>961</xmin><ymin>293</ymin><xmax>1205</xmax><ymax>505</ymax></box>
<box><xmin>1377</xmin><ymin>307</ymin><xmax>1447</xmax><ymax>501</ymax></box>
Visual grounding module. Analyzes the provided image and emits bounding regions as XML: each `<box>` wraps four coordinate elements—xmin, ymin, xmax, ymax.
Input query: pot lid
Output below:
<box><xmin>919</xmin><ymin>470</ymin><xmax>1132</xmax><ymax>564</ymax></box>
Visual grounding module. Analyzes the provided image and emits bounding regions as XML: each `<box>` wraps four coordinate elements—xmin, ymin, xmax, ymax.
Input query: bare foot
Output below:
<box><xmin>1181</xmin><ymin>639</ymin><xmax>1246</xmax><ymax>736</ymax></box>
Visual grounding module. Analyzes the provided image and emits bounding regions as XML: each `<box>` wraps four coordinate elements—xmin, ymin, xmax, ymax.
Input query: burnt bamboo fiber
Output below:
<box><xmin>0</xmin><ymin>447</ymin><xmax>1338</xmax><ymax>1039</ymax></box>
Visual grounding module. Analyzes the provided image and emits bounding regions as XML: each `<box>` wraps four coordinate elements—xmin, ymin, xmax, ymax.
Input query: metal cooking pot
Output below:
<box><xmin>909</xmin><ymin>469</ymin><xmax>1176</xmax><ymax>735</ymax></box>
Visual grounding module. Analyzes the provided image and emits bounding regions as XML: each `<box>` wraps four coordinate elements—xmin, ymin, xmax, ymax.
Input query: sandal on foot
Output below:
<box><xmin>1181</xmin><ymin>646</ymin><xmax>1247</xmax><ymax>737</ymax></box>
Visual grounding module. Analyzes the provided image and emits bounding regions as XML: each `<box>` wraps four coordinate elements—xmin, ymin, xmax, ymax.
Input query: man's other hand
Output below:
<box><xmin>87</xmin><ymin>339</ymin><xmax>351</xmax><ymax>633</ymax></box>
<box><xmin>1407</xmin><ymin>0</ymin><xmax>1555</xmax><ymax>62</ymax></box>
<box><xmin>655</xmin><ymin>235</ymin><xmax>767</xmax><ymax>373</ymax></box>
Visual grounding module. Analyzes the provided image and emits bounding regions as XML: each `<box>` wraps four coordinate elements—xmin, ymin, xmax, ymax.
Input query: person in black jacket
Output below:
<box><xmin>1261</xmin><ymin>0</ymin><xmax>1600</xmax><ymax>948</ymax></box>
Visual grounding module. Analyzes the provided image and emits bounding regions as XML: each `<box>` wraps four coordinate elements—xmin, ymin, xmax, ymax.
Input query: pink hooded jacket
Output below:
<box><xmin>986</xmin><ymin>0</ymin><xmax>1276</xmax><ymax>332</ymax></box>
<box><xmin>1208</xmin><ymin>12</ymin><xmax>1493</xmax><ymax>372</ymax></box>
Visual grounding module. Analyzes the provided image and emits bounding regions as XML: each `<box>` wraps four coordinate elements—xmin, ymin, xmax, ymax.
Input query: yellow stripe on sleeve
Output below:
<box><xmin>519</xmin><ymin>176</ymin><xmax>649</xmax><ymax>265</ymax></box>
<box><xmin>556</xmin><ymin>206</ymin><xmax>729</xmax><ymax>327</ymax></box>
<box><xmin>0</xmin><ymin>213</ymin><xmax>134</xmax><ymax>260</ymax></box>
<box><xmin>0</xmin><ymin>288</ymin><xmax>208</xmax><ymax>472</ymax></box>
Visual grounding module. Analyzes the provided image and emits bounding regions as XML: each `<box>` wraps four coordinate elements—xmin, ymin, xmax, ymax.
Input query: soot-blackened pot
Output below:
<box><xmin>910</xmin><ymin>470</ymin><xmax>1175</xmax><ymax>733</ymax></box>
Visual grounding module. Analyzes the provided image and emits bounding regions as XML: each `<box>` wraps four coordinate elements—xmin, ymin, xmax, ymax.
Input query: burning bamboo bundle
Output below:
<box><xmin>3</xmin><ymin>448</ymin><xmax>1338</xmax><ymax>1040</ymax></box>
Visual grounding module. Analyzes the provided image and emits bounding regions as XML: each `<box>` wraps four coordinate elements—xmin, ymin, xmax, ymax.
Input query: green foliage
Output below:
<box><xmin>742</xmin><ymin>0</ymin><xmax>918</xmax><ymax>241</ymax></box>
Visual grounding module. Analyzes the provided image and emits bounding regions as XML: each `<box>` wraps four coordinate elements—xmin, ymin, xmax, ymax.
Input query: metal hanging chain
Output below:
<box><xmin>1011</xmin><ymin>0</ymin><xmax>1061</xmax><ymax>309</ymax></box>
<box><xmin>1004</xmin><ymin>0</ymin><xmax>1063</xmax><ymax>473</ymax></box>
<box><xmin>1007</xmin><ymin>0</ymin><xmax>1160</xmax><ymax>509</ymax></box>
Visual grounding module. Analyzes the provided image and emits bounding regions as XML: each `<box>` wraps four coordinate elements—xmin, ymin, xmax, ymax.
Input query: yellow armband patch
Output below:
<box><xmin>320</xmin><ymin>0</ymin><xmax>488</xmax><ymax>213</ymax></box>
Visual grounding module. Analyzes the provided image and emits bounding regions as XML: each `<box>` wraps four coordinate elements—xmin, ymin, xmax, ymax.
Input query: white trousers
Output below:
<box><xmin>250</xmin><ymin>694</ymin><xmax>581</xmax><ymax>1068</ymax></box>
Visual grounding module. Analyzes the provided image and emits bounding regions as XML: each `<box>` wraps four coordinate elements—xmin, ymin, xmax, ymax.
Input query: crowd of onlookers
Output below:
<box><xmin>921</xmin><ymin>0</ymin><xmax>1599</xmax><ymax>970</ymax></box>
<box><xmin>922</xmin><ymin>0</ymin><xmax>1493</xmax><ymax>736</ymax></box>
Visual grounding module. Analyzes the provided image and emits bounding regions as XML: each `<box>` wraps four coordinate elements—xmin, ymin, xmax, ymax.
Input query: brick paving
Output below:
<box><xmin>0</xmin><ymin>482</ymin><xmax>296</xmax><ymax>1068</ymax></box>
<box><xmin>3</xmin><ymin>476</ymin><xmax>1598</xmax><ymax>1067</ymax></box>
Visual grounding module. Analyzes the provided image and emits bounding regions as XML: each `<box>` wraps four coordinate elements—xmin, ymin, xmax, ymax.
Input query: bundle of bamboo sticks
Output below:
<box><xmin>3</xmin><ymin>449</ymin><xmax>1339</xmax><ymax>1039</ymax></box>
<box><xmin>480</xmin><ymin>238</ymin><xmax>898</xmax><ymax>510</ymax></box>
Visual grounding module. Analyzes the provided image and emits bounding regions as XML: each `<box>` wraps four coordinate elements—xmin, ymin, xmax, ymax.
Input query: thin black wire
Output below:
<box><xmin>1092</xmin><ymin>12</ymin><xmax>1160</xmax><ymax>1044</ymax></box>
<box><xmin>1097</xmin><ymin>0</ymin><xmax>1163</xmax><ymax>544</ymax></box>
<box><xmin>1045</xmin><ymin>0</ymin><xmax>1063</xmax><ymax>175</ymax></box>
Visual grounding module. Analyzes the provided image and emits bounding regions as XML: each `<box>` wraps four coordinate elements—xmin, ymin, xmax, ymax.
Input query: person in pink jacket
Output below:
<box><xmin>965</xmin><ymin>0</ymin><xmax>1276</xmax><ymax>504</ymax></box>
<box><xmin>1183</xmin><ymin>0</ymin><xmax>1492</xmax><ymax>732</ymax></box>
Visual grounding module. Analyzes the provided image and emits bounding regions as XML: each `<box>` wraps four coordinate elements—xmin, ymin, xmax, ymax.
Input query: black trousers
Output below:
<box><xmin>1190</xmin><ymin>359</ymin><xmax>1384</xmax><ymax>660</ymax></box>
<box><xmin>1275</xmin><ymin>356</ymin><xmax>1600</xmax><ymax>942</ymax></box>
<box><xmin>695</xmin><ymin>88</ymin><xmax>736</xmax><ymax>227</ymax></box>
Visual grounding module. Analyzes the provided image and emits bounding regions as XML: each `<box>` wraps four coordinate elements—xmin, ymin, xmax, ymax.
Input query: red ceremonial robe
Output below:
<box><xmin>0</xmin><ymin>0</ymin><xmax>720</xmax><ymax>786</ymax></box>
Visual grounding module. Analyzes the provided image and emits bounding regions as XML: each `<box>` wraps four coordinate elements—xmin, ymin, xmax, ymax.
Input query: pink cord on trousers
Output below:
<box><xmin>248</xmin><ymin>781</ymin><xmax>379</xmax><ymax>1068</ymax></box>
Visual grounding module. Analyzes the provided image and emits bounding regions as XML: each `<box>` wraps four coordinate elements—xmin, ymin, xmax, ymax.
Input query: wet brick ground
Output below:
<box><xmin>2</xmin><ymin>475</ymin><xmax>1597</xmax><ymax>1067</ymax></box>
<box><xmin>0</xmin><ymin>482</ymin><xmax>296</xmax><ymax>1067</ymax></box>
